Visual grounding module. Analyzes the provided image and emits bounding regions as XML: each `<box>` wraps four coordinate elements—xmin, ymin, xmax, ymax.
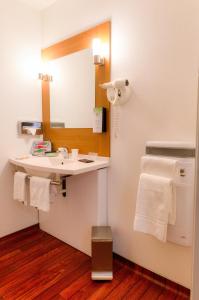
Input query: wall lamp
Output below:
<box><xmin>38</xmin><ymin>61</ymin><xmax>53</xmax><ymax>81</ymax></box>
<box><xmin>38</xmin><ymin>73</ymin><xmax>53</xmax><ymax>82</ymax></box>
<box><xmin>92</xmin><ymin>38</ymin><xmax>105</xmax><ymax>66</ymax></box>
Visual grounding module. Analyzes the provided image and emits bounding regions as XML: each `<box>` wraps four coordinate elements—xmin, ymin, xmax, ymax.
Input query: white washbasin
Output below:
<box><xmin>48</xmin><ymin>156</ymin><xmax>74</xmax><ymax>166</ymax></box>
<box><xmin>9</xmin><ymin>154</ymin><xmax>109</xmax><ymax>177</ymax></box>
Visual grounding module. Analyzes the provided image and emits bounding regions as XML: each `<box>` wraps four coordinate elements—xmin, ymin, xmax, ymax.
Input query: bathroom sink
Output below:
<box><xmin>23</xmin><ymin>157</ymin><xmax>74</xmax><ymax>177</ymax></box>
<box><xmin>48</xmin><ymin>156</ymin><xmax>74</xmax><ymax>166</ymax></box>
<box><xmin>9</xmin><ymin>154</ymin><xmax>109</xmax><ymax>177</ymax></box>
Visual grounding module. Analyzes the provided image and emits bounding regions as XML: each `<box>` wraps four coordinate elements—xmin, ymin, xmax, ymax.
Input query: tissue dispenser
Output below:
<box><xmin>19</xmin><ymin>122</ymin><xmax>42</xmax><ymax>136</ymax></box>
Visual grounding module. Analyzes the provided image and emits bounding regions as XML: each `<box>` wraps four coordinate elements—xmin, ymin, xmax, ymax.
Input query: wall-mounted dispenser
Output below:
<box><xmin>93</xmin><ymin>107</ymin><xmax>106</xmax><ymax>133</ymax></box>
<box><xmin>18</xmin><ymin>121</ymin><xmax>42</xmax><ymax>136</ymax></box>
<box><xmin>100</xmin><ymin>79</ymin><xmax>131</xmax><ymax>105</ymax></box>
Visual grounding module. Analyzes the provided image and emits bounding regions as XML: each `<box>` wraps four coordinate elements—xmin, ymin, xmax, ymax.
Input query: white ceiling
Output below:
<box><xmin>19</xmin><ymin>0</ymin><xmax>57</xmax><ymax>10</ymax></box>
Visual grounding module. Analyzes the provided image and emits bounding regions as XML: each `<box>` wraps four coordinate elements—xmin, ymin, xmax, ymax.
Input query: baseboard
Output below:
<box><xmin>0</xmin><ymin>224</ymin><xmax>40</xmax><ymax>240</ymax></box>
<box><xmin>113</xmin><ymin>253</ymin><xmax>190</xmax><ymax>298</ymax></box>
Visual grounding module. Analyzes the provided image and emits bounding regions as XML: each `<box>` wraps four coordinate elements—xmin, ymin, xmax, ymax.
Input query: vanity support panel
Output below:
<box><xmin>96</xmin><ymin>168</ymin><xmax>108</xmax><ymax>226</ymax></box>
<box><xmin>39</xmin><ymin>169</ymin><xmax>108</xmax><ymax>256</ymax></box>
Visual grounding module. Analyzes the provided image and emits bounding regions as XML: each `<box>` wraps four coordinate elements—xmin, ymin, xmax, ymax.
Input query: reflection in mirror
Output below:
<box><xmin>49</xmin><ymin>48</ymin><xmax>95</xmax><ymax>128</ymax></box>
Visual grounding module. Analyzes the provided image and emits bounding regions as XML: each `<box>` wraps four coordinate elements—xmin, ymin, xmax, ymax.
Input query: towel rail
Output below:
<box><xmin>14</xmin><ymin>169</ymin><xmax>70</xmax><ymax>197</ymax></box>
<box><xmin>146</xmin><ymin>146</ymin><xmax>195</xmax><ymax>158</ymax></box>
<box><xmin>26</xmin><ymin>175</ymin><xmax>62</xmax><ymax>186</ymax></box>
<box><xmin>26</xmin><ymin>175</ymin><xmax>70</xmax><ymax>197</ymax></box>
<box><xmin>25</xmin><ymin>174</ymin><xmax>70</xmax><ymax>197</ymax></box>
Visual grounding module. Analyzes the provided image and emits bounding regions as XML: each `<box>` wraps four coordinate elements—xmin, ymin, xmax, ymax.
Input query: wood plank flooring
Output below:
<box><xmin>0</xmin><ymin>225</ymin><xmax>190</xmax><ymax>300</ymax></box>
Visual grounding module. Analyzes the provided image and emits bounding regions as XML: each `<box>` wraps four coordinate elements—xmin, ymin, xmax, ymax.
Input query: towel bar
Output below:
<box><xmin>146</xmin><ymin>146</ymin><xmax>195</xmax><ymax>158</ymax></box>
<box><xmin>26</xmin><ymin>175</ymin><xmax>70</xmax><ymax>197</ymax></box>
<box><xmin>25</xmin><ymin>174</ymin><xmax>70</xmax><ymax>197</ymax></box>
<box><xmin>14</xmin><ymin>170</ymin><xmax>70</xmax><ymax>197</ymax></box>
<box><xmin>26</xmin><ymin>175</ymin><xmax>61</xmax><ymax>186</ymax></box>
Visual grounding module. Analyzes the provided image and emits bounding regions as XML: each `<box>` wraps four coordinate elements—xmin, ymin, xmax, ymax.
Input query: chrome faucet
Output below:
<box><xmin>57</xmin><ymin>147</ymin><xmax>69</xmax><ymax>159</ymax></box>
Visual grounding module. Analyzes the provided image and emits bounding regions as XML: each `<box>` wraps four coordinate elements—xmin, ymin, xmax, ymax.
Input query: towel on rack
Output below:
<box><xmin>141</xmin><ymin>155</ymin><xmax>177</xmax><ymax>224</ymax></box>
<box><xmin>13</xmin><ymin>171</ymin><xmax>28</xmax><ymax>205</ymax></box>
<box><xmin>141</xmin><ymin>155</ymin><xmax>177</xmax><ymax>178</ymax></box>
<box><xmin>30</xmin><ymin>176</ymin><xmax>51</xmax><ymax>212</ymax></box>
<box><xmin>133</xmin><ymin>173</ymin><xmax>175</xmax><ymax>242</ymax></box>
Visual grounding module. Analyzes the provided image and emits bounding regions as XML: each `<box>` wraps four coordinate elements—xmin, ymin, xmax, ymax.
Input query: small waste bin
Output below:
<box><xmin>91</xmin><ymin>226</ymin><xmax>113</xmax><ymax>280</ymax></box>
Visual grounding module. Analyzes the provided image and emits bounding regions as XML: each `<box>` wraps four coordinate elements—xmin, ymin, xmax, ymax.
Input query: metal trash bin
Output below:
<box><xmin>91</xmin><ymin>226</ymin><xmax>113</xmax><ymax>280</ymax></box>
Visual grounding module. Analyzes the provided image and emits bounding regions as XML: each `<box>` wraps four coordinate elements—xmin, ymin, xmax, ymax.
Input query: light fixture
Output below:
<box><xmin>38</xmin><ymin>61</ymin><xmax>53</xmax><ymax>81</ymax></box>
<box><xmin>38</xmin><ymin>73</ymin><xmax>53</xmax><ymax>82</ymax></box>
<box><xmin>92</xmin><ymin>38</ymin><xmax>105</xmax><ymax>65</ymax></box>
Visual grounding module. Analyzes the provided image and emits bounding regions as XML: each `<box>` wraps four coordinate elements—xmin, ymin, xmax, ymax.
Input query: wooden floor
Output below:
<box><xmin>0</xmin><ymin>225</ymin><xmax>190</xmax><ymax>300</ymax></box>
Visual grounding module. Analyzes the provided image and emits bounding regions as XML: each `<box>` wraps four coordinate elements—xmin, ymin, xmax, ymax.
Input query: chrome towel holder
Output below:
<box><xmin>14</xmin><ymin>172</ymin><xmax>70</xmax><ymax>197</ymax></box>
<box><xmin>26</xmin><ymin>174</ymin><xmax>70</xmax><ymax>197</ymax></box>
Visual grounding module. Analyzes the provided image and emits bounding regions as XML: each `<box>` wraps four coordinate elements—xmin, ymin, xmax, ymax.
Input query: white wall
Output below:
<box><xmin>42</xmin><ymin>0</ymin><xmax>199</xmax><ymax>287</ymax></box>
<box><xmin>0</xmin><ymin>0</ymin><xmax>42</xmax><ymax>237</ymax></box>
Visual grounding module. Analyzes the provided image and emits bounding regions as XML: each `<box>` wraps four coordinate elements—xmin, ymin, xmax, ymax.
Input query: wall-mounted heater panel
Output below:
<box><xmin>146</xmin><ymin>141</ymin><xmax>195</xmax><ymax>246</ymax></box>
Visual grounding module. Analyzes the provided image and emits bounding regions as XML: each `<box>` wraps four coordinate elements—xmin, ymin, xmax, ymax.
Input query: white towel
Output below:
<box><xmin>141</xmin><ymin>156</ymin><xmax>177</xmax><ymax>178</ymax></box>
<box><xmin>141</xmin><ymin>156</ymin><xmax>177</xmax><ymax>224</ymax></box>
<box><xmin>134</xmin><ymin>173</ymin><xmax>175</xmax><ymax>242</ymax></box>
<box><xmin>30</xmin><ymin>176</ymin><xmax>51</xmax><ymax>212</ymax></box>
<box><xmin>13</xmin><ymin>171</ymin><xmax>28</xmax><ymax>205</ymax></box>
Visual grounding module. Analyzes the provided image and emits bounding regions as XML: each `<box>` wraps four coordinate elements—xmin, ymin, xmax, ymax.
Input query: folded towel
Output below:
<box><xmin>134</xmin><ymin>173</ymin><xmax>175</xmax><ymax>242</ymax></box>
<box><xmin>30</xmin><ymin>176</ymin><xmax>51</xmax><ymax>212</ymax></box>
<box><xmin>141</xmin><ymin>156</ymin><xmax>177</xmax><ymax>178</ymax></box>
<box><xmin>141</xmin><ymin>155</ymin><xmax>177</xmax><ymax>224</ymax></box>
<box><xmin>13</xmin><ymin>171</ymin><xmax>28</xmax><ymax>205</ymax></box>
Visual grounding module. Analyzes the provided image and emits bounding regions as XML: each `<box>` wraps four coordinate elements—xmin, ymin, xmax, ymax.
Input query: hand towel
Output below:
<box><xmin>141</xmin><ymin>156</ymin><xmax>177</xmax><ymax>224</ymax></box>
<box><xmin>13</xmin><ymin>171</ymin><xmax>28</xmax><ymax>205</ymax></box>
<box><xmin>30</xmin><ymin>176</ymin><xmax>51</xmax><ymax>212</ymax></box>
<box><xmin>133</xmin><ymin>173</ymin><xmax>175</xmax><ymax>242</ymax></box>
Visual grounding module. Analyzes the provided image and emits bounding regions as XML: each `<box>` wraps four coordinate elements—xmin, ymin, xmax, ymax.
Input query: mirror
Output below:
<box><xmin>42</xmin><ymin>21</ymin><xmax>110</xmax><ymax>156</ymax></box>
<box><xmin>49</xmin><ymin>48</ymin><xmax>95</xmax><ymax>128</ymax></box>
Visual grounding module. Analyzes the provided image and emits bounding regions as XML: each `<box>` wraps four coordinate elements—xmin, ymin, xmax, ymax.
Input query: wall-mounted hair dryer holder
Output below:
<box><xmin>100</xmin><ymin>79</ymin><xmax>131</xmax><ymax>105</ymax></box>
